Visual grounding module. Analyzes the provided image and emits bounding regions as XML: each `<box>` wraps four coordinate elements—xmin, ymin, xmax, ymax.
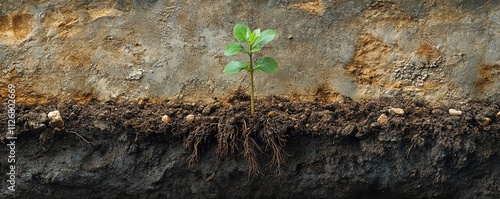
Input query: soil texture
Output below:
<box><xmin>1</xmin><ymin>91</ymin><xmax>499</xmax><ymax>198</ymax></box>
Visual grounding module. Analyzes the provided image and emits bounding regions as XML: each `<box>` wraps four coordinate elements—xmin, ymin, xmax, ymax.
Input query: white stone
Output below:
<box><xmin>448</xmin><ymin>109</ymin><xmax>462</xmax><ymax>116</ymax></box>
<box><xmin>161</xmin><ymin>115</ymin><xmax>170</xmax><ymax>124</ymax></box>
<box><xmin>47</xmin><ymin>110</ymin><xmax>64</xmax><ymax>129</ymax></box>
<box><xmin>497</xmin><ymin>111</ymin><xmax>500</xmax><ymax>118</ymax></box>
<box><xmin>389</xmin><ymin>108</ymin><xmax>405</xmax><ymax>115</ymax></box>
<box><xmin>185</xmin><ymin>114</ymin><xmax>195</xmax><ymax>122</ymax></box>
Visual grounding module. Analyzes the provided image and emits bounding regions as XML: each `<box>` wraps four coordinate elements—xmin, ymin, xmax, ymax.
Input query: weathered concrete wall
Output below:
<box><xmin>0</xmin><ymin>0</ymin><xmax>499</xmax><ymax>103</ymax></box>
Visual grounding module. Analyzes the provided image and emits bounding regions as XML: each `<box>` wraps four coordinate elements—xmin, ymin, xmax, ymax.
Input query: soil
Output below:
<box><xmin>1</xmin><ymin>90</ymin><xmax>499</xmax><ymax>199</ymax></box>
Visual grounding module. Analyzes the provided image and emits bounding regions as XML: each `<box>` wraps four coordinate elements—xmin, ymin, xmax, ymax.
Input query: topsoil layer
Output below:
<box><xmin>1</xmin><ymin>92</ymin><xmax>499</xmax><ymax>199</ymax></box>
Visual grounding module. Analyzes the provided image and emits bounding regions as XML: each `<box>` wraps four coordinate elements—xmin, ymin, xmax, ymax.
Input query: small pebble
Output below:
<box><xmin>389</xmin><ymin>108</ymin><xmax>405</xmax><ymax>115</ymax></box>
<box><xmin>268</xmin><ymin>111</ymin><xmax>276</xmax><ymax>118</ymax></box>
<box><xmin>185</xmin><ymin>114</ymin><xmax>195</xmax><ymax>122</ymax></box>
<box><xmin>478</xmin><ymin>117</ymin><xmax>491</xmax><ymax>127</ymax></box>
<box><xmin>305</xmin><ymin>124</ymin><xmax>310</xmax><ymax>128</ymax></box>
<box><xmin>161</xmin><ymin>115</ymin><xmax>170</xmax><ymax>124</ymax></box>
<box><xmin>48</xmin><ymin>110</ymin><xmax>64</xmax><ymax>129</ymax></box>
<box><xmin>449</xmin><ymin>109</ymin><xmax>462</xmax><ymax>116</ymax></box>
<box><xmin>377</xmin><ymin>114</ymin><xmax>388</xmax><ymax>126</ymax></box>
<box><xmin>496</xmin><ymin>111</ymin><xmax>500</xmax><ymax>118</ymax></box>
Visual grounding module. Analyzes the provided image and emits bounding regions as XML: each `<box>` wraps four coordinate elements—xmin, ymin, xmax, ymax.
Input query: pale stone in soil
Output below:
<box><xmin>377</xmin><ymin>114</ymin><xmax>389</xmax><ymax>126</ymax></box>
<box><xmin>48</xmin><ymin>110</ymin><xmax>64</xmax><ymax>129</ymax></box>
<box><xmin>448</xmin><ymin>109</ymin><xmax>462</xmax><ymax>116</ymax></box>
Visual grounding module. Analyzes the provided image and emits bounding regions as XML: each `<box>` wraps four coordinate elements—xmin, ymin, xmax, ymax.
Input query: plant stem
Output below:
<box><xmin>249</xmin><ymin>50</ymin><xmax>255</xmax><ymax>115</ymax></box>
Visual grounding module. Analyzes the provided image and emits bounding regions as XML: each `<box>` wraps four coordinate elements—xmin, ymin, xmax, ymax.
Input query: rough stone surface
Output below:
<box><xmin>0</xmin><ymin>0</ymin><xmax>499</xmax><ymax>104</ymax></box>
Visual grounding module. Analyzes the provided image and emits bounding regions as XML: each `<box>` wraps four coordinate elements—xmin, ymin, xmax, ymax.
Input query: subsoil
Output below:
<box><xmin>1</xmin><ymin>90</ymin><xmax>499</xmax><ymax>199</ymax></box>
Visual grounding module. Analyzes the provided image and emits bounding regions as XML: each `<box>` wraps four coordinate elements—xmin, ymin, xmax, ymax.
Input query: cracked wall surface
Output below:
<box><xmin>0</xmin><ymin>0</ymin><xmax>498</xmax><ymax>104</ymax></box>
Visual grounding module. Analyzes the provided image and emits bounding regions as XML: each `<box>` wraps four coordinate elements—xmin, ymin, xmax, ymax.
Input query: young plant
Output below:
<box><xmin>224</xmin><ymin>23</ymin><xmax>278</xmax><ymax>115</ymax></box>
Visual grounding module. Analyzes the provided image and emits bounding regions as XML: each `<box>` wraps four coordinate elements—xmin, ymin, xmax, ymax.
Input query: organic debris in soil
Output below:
<box><xmin>4</xmin><ymin>90</ymin><xmax>500</xmax><ymax>177</ymax></box>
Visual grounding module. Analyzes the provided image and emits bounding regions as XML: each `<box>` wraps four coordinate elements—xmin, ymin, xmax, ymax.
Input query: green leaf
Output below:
<box><xmin>249</xmin><ymin>29</ymin><xmax>261</xmax><ymax>45</ymax></box>
<box><xmin>251</xmin><ymin>46</ymin><xmax>261</xmax><ymax>53</ymax></box>
<box><xmin>254</xmin><ymin>29</ymin><xmax>261</xmax><ymax>37</ymax></box>
<box><xmin>254</xmin><ymin>29</ymin><xmax>276</xmax><ymax>48</ymax></box>
<box><xmin>233</xmin><ymin>23</ymin><xmax>250</xmax><ymax>42</ymax></box>
<box><xmin>224</xmin><ymin>61</ymin><xmax>247</xmax><ymax>74</ymax></box>
<box><xmin>224</xmin><ymin>42</ymin><xmax>246</xmax><ymax>56</ymax></box>
<box><xmin>254</xmin><ymin>57</ymin><xmax>278</xmax><ymax>73</ymax></box>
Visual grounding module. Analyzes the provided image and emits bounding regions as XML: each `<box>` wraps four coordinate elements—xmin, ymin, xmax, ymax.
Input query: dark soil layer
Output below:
<box><xmin>1</xmin><ymin>94</ymin><xmax>499</xmax><ymax>199</ymax></box>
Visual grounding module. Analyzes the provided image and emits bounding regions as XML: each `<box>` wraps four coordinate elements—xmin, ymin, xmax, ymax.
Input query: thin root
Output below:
<box><xmin>242</xmin><ymin>120</ymin><xmax>261</xmax><ymax>177</ymax></box>
<box><xmin>67</xmin><ymin>130</ymin><xmax>94</xmax><ymax>146</ymax></box>
<box><xmin>263</xmin><ymin>119</ymin><xmax>290</xmax><ymax>177</ymax></box>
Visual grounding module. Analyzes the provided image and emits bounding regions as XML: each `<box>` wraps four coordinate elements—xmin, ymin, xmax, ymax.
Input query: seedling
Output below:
<box><xmin>224</xmin><ymin>23</ymin><xmax>278</xmax><ymax>115</ymax></box>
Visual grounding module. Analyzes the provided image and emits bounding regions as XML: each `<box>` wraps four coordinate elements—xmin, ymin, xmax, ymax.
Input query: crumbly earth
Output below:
<box><xmin>1</xmin><ymin>91</ymin><xmax>499</xmax><ymax>198</ymax></box>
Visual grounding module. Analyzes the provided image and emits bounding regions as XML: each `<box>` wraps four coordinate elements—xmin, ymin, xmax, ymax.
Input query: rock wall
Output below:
<box><xmin>0</xmin><ymin>0</ymin><xmax>499</xmax><ymax>103</ymax></box>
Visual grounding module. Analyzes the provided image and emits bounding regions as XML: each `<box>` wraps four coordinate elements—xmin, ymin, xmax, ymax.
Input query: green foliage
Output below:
<box><xmin>224</xmin><ymin>61</ymin><xmax>246</xmax><ymax>74</ymax></box>
<box><xmin>254</xmin><ymin>57</ymin><xmax>278</xmax><ymax>73</ymax></box>
<box><xmin>224</xmin><ymin>23</ymin><xmax>278</xmax><ymax>115</ymax></box>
